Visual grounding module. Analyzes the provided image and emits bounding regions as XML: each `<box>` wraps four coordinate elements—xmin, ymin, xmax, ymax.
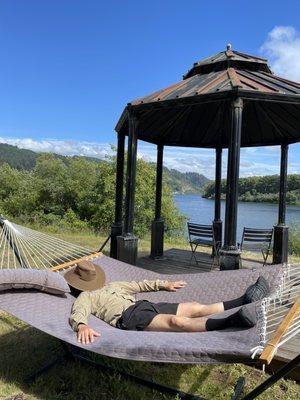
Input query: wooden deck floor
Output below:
<box><xmin>137</xmin><ymin>247</ymin><xmax>264</xmax><ymax>274</ymax></box>
<box><xmin>137</xmin><ymin>248</ymin><xmax>299</xmax><ymax>377</ymax></box>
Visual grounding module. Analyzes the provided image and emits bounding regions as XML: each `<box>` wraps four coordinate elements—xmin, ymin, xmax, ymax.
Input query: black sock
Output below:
<box><xmin>223</xmin><ymin>295</ymin><xmax>245</xmax><ymax>310</ymax></box>
<box><xmin>206</xmin><ymin>307</ymin><xmax>257</xmax><ymax>331</ymax></box>
<box><xmin>223</xmin><ymin>277</ymin><xmax>270</xmax><ymax>311</ymax></box>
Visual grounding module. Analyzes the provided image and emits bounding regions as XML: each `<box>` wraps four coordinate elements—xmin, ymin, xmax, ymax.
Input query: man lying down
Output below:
<box><xmin>65</xmin><ymin>261</ymin><xmax>270</xmax><ymax>345</ymax></box>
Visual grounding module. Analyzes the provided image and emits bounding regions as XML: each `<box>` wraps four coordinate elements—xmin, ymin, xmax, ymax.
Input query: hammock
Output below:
<box><xmin>0</xmin><ymin>216</ymin><xmax>100</xmax><ymax>270</ymax></box>
<box><xmin>0</xmin><ymin>218</ymin><xmax>299</xmax><ymax>399</ymax></box>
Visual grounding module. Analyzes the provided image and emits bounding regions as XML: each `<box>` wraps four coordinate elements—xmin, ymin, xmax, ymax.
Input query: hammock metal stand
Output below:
<box><xmin>24</xmin><ymin>338</ymin><xmax>299</xmax><ymax>400</ymax></box>
<box><xmin>239</xmin><ymin>353</ymin><xmax>300</xmax><ymax>400</ymax></box>
<box><xmin>25</xmin><ymin>340</ymin><xmax>205</xmax><ymax>400</ymax></box>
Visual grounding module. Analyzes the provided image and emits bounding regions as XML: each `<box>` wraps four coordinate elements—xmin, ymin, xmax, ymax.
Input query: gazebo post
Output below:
<box><xmin>150</xmin><ymin>144</ymin><xmax>164</xmax><ymax>258</ymax></box>
<box><xmin>220</xmin><ymin>98</ymin><xmax>243</xmax><ymax>270</ymax></box>
<box><xmin>117</xmin><ymin>113</ymin><xmax>138</xmax><ymax>265</ymax></box>
<box><xmin>213</xmin><ymin>147</ymin><xmax>222</xmax><ymax>253</ymax></box>
<box><xmin>110</xmin><ymin>132</ymin><xmax>125</xmax><ymax>258</ymax></box>
<box><xmin>273</xmin><ymin>144</ymin><xmax>289</xmax><ymax>264</ymax></box>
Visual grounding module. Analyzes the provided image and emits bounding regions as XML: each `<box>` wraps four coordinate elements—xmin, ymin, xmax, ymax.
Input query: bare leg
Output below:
<box><xmin>145</xmin><ymin>314</ymin><xmax>208</xmax><ymax>332</ymax></box>
<box><xmin>176</xmin><ymin>301</ymin><xmax>224</xmax><ymax>318</ymax></box>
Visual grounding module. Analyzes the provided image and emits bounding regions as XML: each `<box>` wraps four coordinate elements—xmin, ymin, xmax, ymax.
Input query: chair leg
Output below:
<box><xmin>189</xmin><ymin>243</ymin><xmax>194</xmax><ymax>265</ymax></box>
<box><xmin>190</xmin><ymin>243</ymin><xmax>199</xmax><ymax>265</ymax></box>
<box><xmin>211</xmin><ymin>245</ymin><xmax>218</xmax><ymax>270</ymax></box>
<box><xmin>262</xmin><ymin>249</ymin><xmax>269</xmax><ymax>267</ymax></box>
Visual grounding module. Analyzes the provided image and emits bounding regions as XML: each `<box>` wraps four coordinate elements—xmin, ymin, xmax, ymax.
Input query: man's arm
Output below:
<box><xmin>108</xmin><ymin>279</ymin><xmax>187</xmax><ymax>294</ymax></box>
<box><xmin>70</xmin><ymin>291</ymin><xmax>100</xmax><ymax>344</ymax></box>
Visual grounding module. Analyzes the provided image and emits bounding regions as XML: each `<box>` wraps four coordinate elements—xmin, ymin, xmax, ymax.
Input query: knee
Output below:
<box><xmin>191</xmin><ymin>302</ymin><xmax>205</xmax><ymax>314</ymax></box>
<box><xmin>170</xmin><ymin>316</ymin><xmax>188</xmax><ymax>329</ymax></box>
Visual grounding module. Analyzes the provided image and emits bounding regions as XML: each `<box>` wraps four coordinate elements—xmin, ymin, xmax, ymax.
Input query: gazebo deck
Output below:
<box><xmin>137</xmin><ymin>249</ymin><xmax>300</xmax><ymax>380</ymax></box>
<box><xmin>137</xmin><ymin>247</ymin><xmax>264</xmax><ymax>274</ymax></box>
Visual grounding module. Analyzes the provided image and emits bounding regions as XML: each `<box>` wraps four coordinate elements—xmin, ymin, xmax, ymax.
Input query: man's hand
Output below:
<box><xmin>165</xmin><ymin>280</ymin><xmax>187</xmax><ymax>292</ymax></box>
<box><xmin>77</xmin><ymin>324</ymin><xmax>101</xmax><ymax>344</ymax></box>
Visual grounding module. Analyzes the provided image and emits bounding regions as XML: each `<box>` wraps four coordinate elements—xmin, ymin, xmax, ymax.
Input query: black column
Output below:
<box><xmin>110</xmin><ymin>132</ymin><xmax>125</xmax><ymax>258</ymax></box>
<box><xmin>117</xmin><ymin>113</ymin><xmax>139</xmax><ymax>265</ymax></box>
<box><xmin>151</xmin><ymin>144</ymin><xmax>164</xmax><ymax>258</ymax></box>
<box><xmin>220</xmin><ymin>98</ymin><xmax>243</xmax><ymax>270</ymax></box>
<box><xmin>273</xmin><ymin>144</ymin><xmax>289</xmax><ymax>264</ymax></box>
<box><xmin>213</xmin><ymin>147</ymin><xmax>222</xmax><ymax>253</ymax></box>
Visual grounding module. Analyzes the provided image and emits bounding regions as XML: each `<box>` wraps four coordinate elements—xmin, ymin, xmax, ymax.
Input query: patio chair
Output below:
<box><xmin>239</xmin><ymin>227</ymin><xmax>273</xmax><ymax>266</ymax></box>
<box><xmin>187</xmin><ymin>222</ymin><xmax>220</xmax><ymax>269</ymax></box>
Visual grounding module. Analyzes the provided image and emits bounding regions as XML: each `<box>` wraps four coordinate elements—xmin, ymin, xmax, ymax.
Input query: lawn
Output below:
<box><xmin>0</xmin><ymin>229</ymin><xmax>299</xmax><ymax>400</ymax></box>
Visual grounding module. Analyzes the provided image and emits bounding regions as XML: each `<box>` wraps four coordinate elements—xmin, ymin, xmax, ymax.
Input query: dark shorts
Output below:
<box><xmin>116</xmin><ymin>300</ymin><xmax>179</xmax><ymax>331</ymax></box>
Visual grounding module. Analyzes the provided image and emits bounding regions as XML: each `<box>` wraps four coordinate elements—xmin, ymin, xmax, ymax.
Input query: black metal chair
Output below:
<box><xmin>239</xmin><ymin>227</ymin><xmax>273</xmax><ymax>266</ymax></box>
<box><xmin>187</xmin><ymin>222</ymin><xmax>220</xmax><ymax>269</ymax></box>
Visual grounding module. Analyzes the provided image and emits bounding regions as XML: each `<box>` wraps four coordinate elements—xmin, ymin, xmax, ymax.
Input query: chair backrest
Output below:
<box><xmin>241</xmin><ymin>227</ymin><xmax>273</xmax><ymax>251</ymax></box>
<box><xmin>187</xmin><ymin>222</ymin><xmax>214</xmax><ymax>241</ymax></box>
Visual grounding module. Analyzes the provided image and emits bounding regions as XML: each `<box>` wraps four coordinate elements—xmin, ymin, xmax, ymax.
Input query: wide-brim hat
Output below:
<box><xmin>64</xmin><ymin>260</ymin><xmax>106</xmax><ymax>291</ymax></box>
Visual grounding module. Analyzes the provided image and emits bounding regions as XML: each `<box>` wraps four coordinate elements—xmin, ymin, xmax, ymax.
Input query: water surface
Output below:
<box><xmin>174</xmin><ymin>194</ymin><xmax>300</xmax><ymax>240</ymax></box>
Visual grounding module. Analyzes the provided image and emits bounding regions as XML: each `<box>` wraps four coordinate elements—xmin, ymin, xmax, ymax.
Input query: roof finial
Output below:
<box><xmin>226</xmin><ymin>43</ymin><xmax>232</xmax><ymax>51</ymax></box>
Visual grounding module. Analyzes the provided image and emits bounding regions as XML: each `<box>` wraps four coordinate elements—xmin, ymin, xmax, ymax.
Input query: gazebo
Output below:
<box><xmin>110</xmin><ymin>45</ymin><xmax>300</xmax><ymax>269</ymax></box>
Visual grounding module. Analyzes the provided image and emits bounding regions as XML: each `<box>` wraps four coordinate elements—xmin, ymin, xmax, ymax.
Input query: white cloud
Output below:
<box><xmin>261</xmin><ymin>26</ymin><xmax>300</xmax><ymax>81</ymax></box>
<box><xmin>1</xmin><ymin>136</ymin><xmax>299</xmax><ymax>178</ymax></box>
<box><xmin>0</xmin><ymin>136</ymin><xmax>111</xmax><ymax>159</ymax></box>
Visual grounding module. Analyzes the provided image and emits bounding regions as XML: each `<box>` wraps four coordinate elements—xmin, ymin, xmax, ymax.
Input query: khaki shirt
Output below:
<box><xmin>70</xmin><ymin>279</ymin><xmax>168</xmax><ymax>331</ymax></box>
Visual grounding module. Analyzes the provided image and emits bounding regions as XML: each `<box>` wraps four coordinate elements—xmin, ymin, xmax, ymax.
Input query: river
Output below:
<box><xmin>174</xmin><ymin>194</ymin><xmax>300</xmax><ymax>240</ymax></box>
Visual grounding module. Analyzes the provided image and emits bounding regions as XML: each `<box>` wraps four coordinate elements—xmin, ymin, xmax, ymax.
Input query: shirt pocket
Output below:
<box><xmin>108</xmin><ymin>287</ymin><xmax>134</xmax><ymax>301</ymax></box>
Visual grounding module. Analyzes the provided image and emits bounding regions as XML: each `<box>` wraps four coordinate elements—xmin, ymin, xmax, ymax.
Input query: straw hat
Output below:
<box><xmin>64</xmin><ymin>260</ymin><xmax>105</xmax><ymax>291</ymax></box>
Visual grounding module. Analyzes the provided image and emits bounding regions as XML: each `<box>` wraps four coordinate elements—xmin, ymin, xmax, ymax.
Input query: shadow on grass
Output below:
<box><xmin>1</xmin><ymin>315</ymin><xmax>299</xmax><ymax>400</ymax></box>
<box><xmin>0</xmin><ymin>315</ymin><xmax>218</xmax><ymax>400</ymax></box>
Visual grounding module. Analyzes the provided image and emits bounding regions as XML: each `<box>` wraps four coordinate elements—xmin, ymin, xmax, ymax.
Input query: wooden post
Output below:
<box><xmin>220</xmin><ymin>98</ymin><xmax>243</xmax><ymax>270</ymax></box>
<box><xmin>117</xmin><ymin>112</ymin><xmax>139</xmax><ymax>265</ymax></box>
<box><xmin>213</xmin><ymin>147</ymin><xmax>222</xmax><ymax>253</ymax></box>
<box><xmin>110</xmin><ymin>132</ymin><xmax>125</xmax><ymax>258</ymax></box>
<box><xmin>273</xmin><ymin>144</ymin><xmax>289</xmax><ymax>264</ymax></box>
<box><xmin>151</xmin><ymin>144</ymin><xmax>164</xmax><ymax>258</ymax></box>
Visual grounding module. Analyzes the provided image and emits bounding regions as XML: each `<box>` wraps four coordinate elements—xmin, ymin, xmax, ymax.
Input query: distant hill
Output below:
<box><xmin>202</xmin><ymin>174</ymin><xmax>300</xmax><ymax>205</ymax></box>
<box><xmin>0</xmin><ymin>143</ymin><xmax>37</xmax><ymax>170</ymax></box>
<box><xmin>0</xmin><ymin>143</ymin><xmax>209</xmax><ymax>193</ymax></box>
<box><xmin>164</xmin><ymin>169</ymin><xmax>209</xmax><ymax>193</ymax></box>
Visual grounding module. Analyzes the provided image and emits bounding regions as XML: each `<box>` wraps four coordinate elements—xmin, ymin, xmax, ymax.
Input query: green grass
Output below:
<box><xmin>1</xmin><ymin>229</ymin><xmax>300</xmax><ymax>400</ymax></box>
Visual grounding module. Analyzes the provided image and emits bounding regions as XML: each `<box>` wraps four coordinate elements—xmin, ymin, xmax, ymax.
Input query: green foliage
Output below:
<box><xmin>0</xmin><ymin>143</ymin><xmax>209</xmax><ymax>195</ymax></box>
<box><xmin>203</xmin><ymin>174</ymin><xmax>300</xmax><ymax>204</ymax></box>
<box><xmin>0</xmin><ymin>143</ymin><xmax>37</xmax><ymax>170</ymax></box>
<box><xmin>289</xmin><ymin>222</ymin><xmax>300</xmax><ymax>255</ymax></box>
<box><xmin>0</xmin><ymin>152</ymin><xmax>184</xmax><ymax>237</ymax></box>
<box><xmin>163</xmin><ymin>168</ymin><xmax>210</xmax><ymax>193</ymax></box>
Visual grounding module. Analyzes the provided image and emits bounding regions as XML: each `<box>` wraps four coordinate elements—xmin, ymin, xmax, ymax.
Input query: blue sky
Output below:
<box><xmin>0</xmin><ymin>0</ymin><xmax>300</xmax><ymax>178</ymax></box>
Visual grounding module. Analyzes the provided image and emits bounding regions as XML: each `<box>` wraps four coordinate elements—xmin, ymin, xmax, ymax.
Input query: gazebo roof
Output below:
<box><xmin>116</xmin><ymin>46</ymin><xmax>300</xmax><ymax>148</ymax></box>
<box><xmin>130</xmin><ymin>68</ymin><xmax>300</xmax><ymax>105</ymax></box>
<box><xmin>183</xmin><ymin>47</ymin><xmax>272</xmax><ymax>78</ymax></box>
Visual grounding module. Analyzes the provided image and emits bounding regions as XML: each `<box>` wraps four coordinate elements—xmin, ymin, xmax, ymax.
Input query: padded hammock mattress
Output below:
<box><xmin>0</xmin><ymin>255</ymin><xmax>283</xmax><ymax>364</ymax></box>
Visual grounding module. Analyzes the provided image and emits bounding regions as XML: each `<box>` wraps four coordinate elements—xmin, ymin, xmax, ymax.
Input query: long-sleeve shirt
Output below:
<box><xmin>70</xmin><ymin>279</ymin><xmax>168</xmax><ymax>331</ymax></box>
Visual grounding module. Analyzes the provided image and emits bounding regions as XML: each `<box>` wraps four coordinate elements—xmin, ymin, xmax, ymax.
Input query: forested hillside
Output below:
<box><xmin>164</xmin><ymin>169</ymin><xmax>209</xmax><ymax>193</ymax></box>
<box><xmin>0</xmin><ymin>143</ymin><xmax>209</xmax><ymax>193</ymax></box>
<box><xmin>203</xmin><ymin>175</ymin><xmax>300</xmax><ymax>205</ymax></box>
<box><xmin>0</xmin><ymin>143</ymin><xmax>37</xmax><ymax>170</ymax></box>
<box><xmin>0</xmin><ymin>153</ymin><xmax>184</xmax><ymax>236</ymax></box>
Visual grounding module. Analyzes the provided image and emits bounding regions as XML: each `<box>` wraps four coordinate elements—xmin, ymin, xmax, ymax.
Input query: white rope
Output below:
<box><xmin>0</xmin><ymin>227</ymin><xmax>6</xmax><ymax>269</ymax></box>
<box><xmin>19</xmin><ymin>228</ymin><xmax>90</xmax><ymax>264</ymax></box>
<box><xmin>0</xmin><ymin>218</ymin><xmax>96</xmax><ymax>270</ymax></box>
<box><xmin>251</xmin><ymin>264</ymin><xmax>300</xmax><ymax>360</ymax></box>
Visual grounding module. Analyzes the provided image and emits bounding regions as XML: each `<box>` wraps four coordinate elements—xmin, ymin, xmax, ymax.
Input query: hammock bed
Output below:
<box><xmin>0</xmin><ymin>218</ymin><xmax>299</xmax><ymax>399</ymax></box>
